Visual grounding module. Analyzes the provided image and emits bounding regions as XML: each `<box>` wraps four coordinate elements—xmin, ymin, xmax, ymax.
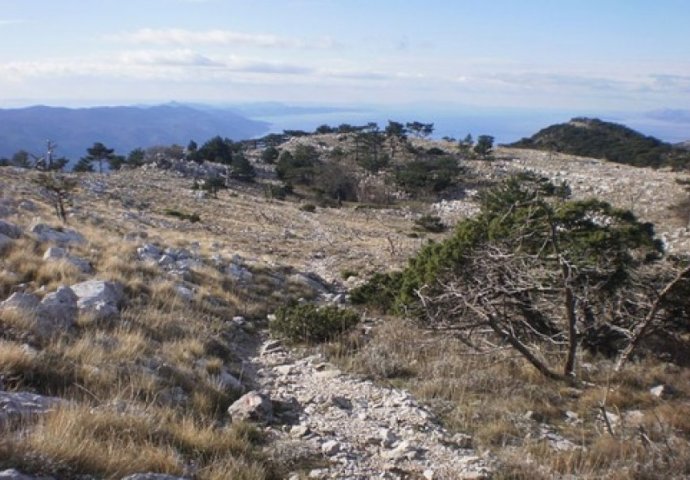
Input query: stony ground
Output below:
<box><xmin>251</xmin><ymin>336</ymin><xmax>490</xmax><ymax>480</ymax></box>
<box><xmin>434</xmin><ymin>147</ymin><xmax>690</xmax><ymax>253</ymax></box>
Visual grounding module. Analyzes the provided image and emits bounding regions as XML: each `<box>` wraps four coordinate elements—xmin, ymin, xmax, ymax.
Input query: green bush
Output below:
<box><xmin>413</xmin><ymin>214</ymin><xmax>446</xmax><ymax>233</ymax></box>
<box><xmin>270</xmin><ymin>303</ymin><xmax>360</xmax><ymax>343</ymax></box>
<box><xmin>164</xmin><ymin>209</ymin><xmax>201</xmax><ymax>223</ymax></box>
<box><xmin>349</xmin><ymin>271</ymin><xmax>403</xmax><ymax>313</ymax></box>
<box><xmin>340</xmin><ymin>269</ymin><xmax>358</xmax><ymax>280</ymax></box>
<box><xmin>393</xmin><ymin>157</ymin><xmax>462</xmax><ymax>195</ymax></box>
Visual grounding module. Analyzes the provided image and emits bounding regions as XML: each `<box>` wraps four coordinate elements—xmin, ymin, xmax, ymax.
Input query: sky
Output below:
<box><xmin>1</xmin><ymin>0</ymin><xmax>689</xmax><ymax>113</ymax></box>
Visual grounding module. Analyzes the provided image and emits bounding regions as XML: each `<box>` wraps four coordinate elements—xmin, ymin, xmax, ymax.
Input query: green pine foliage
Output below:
<box><xmin>269</xmin><ymin>303</ymin><xmax>360</xmax><ymax>343</ymax></box>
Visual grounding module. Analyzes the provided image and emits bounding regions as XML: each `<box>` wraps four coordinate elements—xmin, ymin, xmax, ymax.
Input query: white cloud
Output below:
<box><xmin>119</xmin><ymin>49</ymin><xmax>221</xmax><ymax>67</ymax></box>
<box><xmin>0</xmin><ymin>51</ymin><xmax>315</xmax><ymax>83</ymax></box>
<box><xmin>110</xmin><ymin>28</ymin><xmax>337</xmax><ymax>50</ymax></box>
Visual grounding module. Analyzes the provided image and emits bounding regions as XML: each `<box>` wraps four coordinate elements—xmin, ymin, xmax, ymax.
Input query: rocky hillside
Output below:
<box><xmin>509</xmin><ymin>117</ymin><xmax>690</xmax><ymax>169</ymax></box>
<box><xmin>1</xmin><ymin>134</ymin><xmax>690</xmax><ymax>479</ymax></box>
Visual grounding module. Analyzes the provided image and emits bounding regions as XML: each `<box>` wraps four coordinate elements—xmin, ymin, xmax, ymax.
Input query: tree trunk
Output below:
<box><xmin>562</xmin><ymin>264</ymin><xmax>578</xmax><ymax>377</ymax></box>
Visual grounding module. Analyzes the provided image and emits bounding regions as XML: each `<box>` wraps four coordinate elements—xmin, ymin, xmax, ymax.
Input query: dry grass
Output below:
<box><xmin>0</xmin><ymin>169</ymin><xmax>289</xmax><ymax>478</ymax></box>
<box><xmin>327</xmin><ymin>317</ymin><xmax>690</xmax><ymax>479</ymax></box>
<box><xmin>0</xmin><ymin>405</ymin><xmax>267</xmax><ymax>480</ymax></box>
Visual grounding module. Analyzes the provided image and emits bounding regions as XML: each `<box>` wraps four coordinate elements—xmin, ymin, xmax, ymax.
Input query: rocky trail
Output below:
<box><xmin>243</xmin><ymin>336</ymin><xmax>491</xmax><ymax>480</ymax></box>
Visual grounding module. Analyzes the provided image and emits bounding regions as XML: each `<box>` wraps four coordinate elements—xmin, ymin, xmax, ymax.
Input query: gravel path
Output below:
<box><xmin>251</xmin><ymin>338</ymin><xmax>491</xmax><ymax>480</ymax></box>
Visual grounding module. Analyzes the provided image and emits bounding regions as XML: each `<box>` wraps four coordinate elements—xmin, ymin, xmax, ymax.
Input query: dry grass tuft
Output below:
<box><xmin>0</xmin><ymin>405</ymin><xmax>267</xmax><ymax>480</ymax></box>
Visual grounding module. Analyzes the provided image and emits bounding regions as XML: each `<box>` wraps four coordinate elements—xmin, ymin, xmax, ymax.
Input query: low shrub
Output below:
<box><xmin>413</xmin><ymin>214</ymin><xmax>447</xmax><ymax>233</ymax></box>
<box><xmin>299</xmin><ymin>204</ymin><xmax>316</xmax><ymax>213</ymax></box>
<box><xmin>349</xmin><ymin>271</ymin><xmax>403</xmax><ymax>313</ymax></box>
<box><xmin>163</xmin><ymin>209</ymin><xmax>201</xmax><ymax>223</ymax></box>
<box><xmin>269</xmin><ymin>303</ymin><xmax>360</xmax><ymax>343</ymax></box>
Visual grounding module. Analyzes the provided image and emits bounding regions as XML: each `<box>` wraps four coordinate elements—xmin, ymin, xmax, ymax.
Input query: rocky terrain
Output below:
<box><xmin>1</xmin><ymin>135</ymin><xmax>689</xmax><ymax>479</ymax></box>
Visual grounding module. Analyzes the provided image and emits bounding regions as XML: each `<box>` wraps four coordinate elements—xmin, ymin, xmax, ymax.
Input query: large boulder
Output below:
<box><xmin>227</xmin><ymin>391</ymin><xmax>273</xmax><ymax>423</ymax></box>
<box><xmin>0</xmin><ymin>220</ymin><xmax>22</xmax><ymax>239</ymax></box>
<box><xmin>31</xmin><ymin>223</ymin><xmax>85</xmax><ymax>246</ymax></box>
<box><xmin>0</xmin><ymin>391</ymin><xmax>65</xmax><ymax>427</ymax></box>
<box><xmin>0</xmin><ymin>288</ymin><xmax>78</xmax><ymax>336</ymax></box>
<box><xmin>39</xmin><ymin>287</ymin><xmax>79</xmax><ymax>333</ymax></box>
<box><xmin>0</xmin><ymin>292</ymin><xmax>41</xmax><ymax>311</ymax></box>
<box><xmin>70</xmin><ymin>280</ymin><xmax>124</xmax><ymax>320</ymax></box>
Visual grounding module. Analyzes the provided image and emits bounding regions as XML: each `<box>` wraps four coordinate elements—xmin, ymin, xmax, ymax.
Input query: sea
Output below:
<box><xmin>252</xmin><ymin>106</ymin><xmax>689</xmax><ymax>145</ymax></box>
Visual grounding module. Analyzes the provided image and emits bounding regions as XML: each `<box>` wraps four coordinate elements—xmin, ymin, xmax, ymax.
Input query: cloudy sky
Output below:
<box><xmin>1</xmin><ymin>0</ymin><xmax>689</xmax><ymax>111</ymax></box>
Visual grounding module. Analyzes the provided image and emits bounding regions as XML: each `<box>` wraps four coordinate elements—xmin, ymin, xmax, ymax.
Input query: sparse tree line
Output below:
<box><xmin>0</xmin><ymin>135</ymin><xmax>258</xmax><ymax>179</ymax></box>
<box><xmin>0</xmin><ymin>121</ymin><xmax>496</xmax><ymax>208</ymax></box>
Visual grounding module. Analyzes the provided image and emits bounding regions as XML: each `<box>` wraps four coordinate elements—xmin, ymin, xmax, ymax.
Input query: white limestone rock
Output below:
<box><xmin>70</xmin><ymin>280</ymin><xmax>124</xmax><ymax>319</ymax></box>
<box><xmin>227</xmin><ymin>391</ymin><xmax>273</xmax><ymax>423</ymax></box>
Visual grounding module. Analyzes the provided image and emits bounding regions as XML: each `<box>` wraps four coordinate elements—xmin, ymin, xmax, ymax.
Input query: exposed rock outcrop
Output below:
<box><xmin>31</xmin><ymin>224</ymin><xmax>85</xmax><ymax>246</ymax></box>
<box><xmin>0</xmin><ymin>391</ymin><xmax>65</xmax><ymax>426</ymax></box>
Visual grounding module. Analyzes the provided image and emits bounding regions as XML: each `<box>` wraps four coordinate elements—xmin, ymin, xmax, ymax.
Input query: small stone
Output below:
<box><xmin>275</xmin><ymin>365</ymin><xmax>294</xmax><ymax>376</ymax></box>
<box><xmin>290</xmin><ymin>424</ymin><xmax>310</xmax><ymax>438</ymax></box>
<box><xmin>227</xmin><ymin>391</ymin><xmax>273</xmax><ymax>423</ymax></box>
<box><xmin>158</xmin><ymin>254</ymin><xmax>175</xmax><ymax>267</ymax></box>
<box><xmin>321</xmin><ymin>439</ymin><xmax>340</xmax><ymax>456</ymax></box>
<box><xmin>261</xmin><ymin>340</ymin><xmax>283</xmax><ymax>355</ymax></box>
<box><xmin>331</xmin><ymin>395</ymin><xmax>352</xmax><ymax>410</ymax></box>
<box><xmin>380</xmin><ymin>428</ymin><xmax>399</xmax><ymax>448</ymax></box>
<box><xmin>565</xmin><ymin>411</ymin><xmax>579</xmax><ymax>423</ymax></box>
<box><xmin>650</xmin><ymin>384</ymin><xmax>676</xmax><ymax>399</ymax></box>
<box><xmin>423</xmin><ymin>470</ymin><xmax>435</xmax><ymax>480</ymax></box>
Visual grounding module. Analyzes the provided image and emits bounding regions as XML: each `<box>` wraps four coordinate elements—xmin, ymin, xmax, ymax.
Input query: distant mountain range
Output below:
<box><xmin>0</xmin><ymin>104</ymin><xmax>269</xmax><ymax>161</ymax></box>
<box><xmin>509</xmin><ymin>117</ymin><xmax>690</xmax><ymax>169</ymax></box>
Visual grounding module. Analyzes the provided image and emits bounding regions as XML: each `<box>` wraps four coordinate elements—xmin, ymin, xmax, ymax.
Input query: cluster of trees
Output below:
<box><xmin>352</xmin><ymin>173</ymin><xmax>690</xmax><ymax>381</ymax></box>
<box><xmin>1</xmin><ymin>135</ymin><xmax>258</xmax><ymax>181</ymax></box>
<box><xmin>265</xmin><ymin>120</ymin><xmax>497</xmax><ymax>202</ymax></box>
<box><xmin>275</xmin><ymin>145</ymin><xmax>357</xmax><ymax>203</ymax></box>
